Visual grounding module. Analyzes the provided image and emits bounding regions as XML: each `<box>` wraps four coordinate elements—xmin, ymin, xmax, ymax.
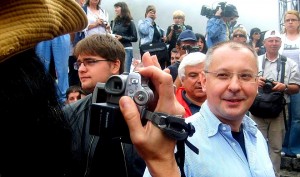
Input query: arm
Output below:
<box><xmin>119</xmin><ymin>20</ymin><xmax>138</xmax><ymax>42</ymax></box>
<box><xmin>138</xmin><ymin>18</ymin><xmax>153</xmax><ymax>36</ymax></box>
<box><xmin>119</xmin><ymin>52</ymin><xmax>184</xmax><ymax>177</ymax></box>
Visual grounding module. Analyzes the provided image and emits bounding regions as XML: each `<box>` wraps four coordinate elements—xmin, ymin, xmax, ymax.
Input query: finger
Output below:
<box><xmin>139</xmin><ymin>66</ymin><xmax>185</xmax><ymax>116</ymax></box>
<box><xmin>141</xmin><ymin>52</ymin><xmax>161</xmax><ymax>69</ymax></box>
<box><xmin>119</xmin><ymin>96</ymin><xmax>144</xmax><ymax>141</ymax></box>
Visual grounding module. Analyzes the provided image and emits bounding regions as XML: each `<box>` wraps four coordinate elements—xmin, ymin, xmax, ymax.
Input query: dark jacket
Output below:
<box><xmin>63</xmin><ymin>94</ymin><xmax>146</xmax><ymax>177</ymax></box>
<box><xmin>112</xmin><ymin>19</ymin><xmax>138</xmax><ymax>48</ymax></box>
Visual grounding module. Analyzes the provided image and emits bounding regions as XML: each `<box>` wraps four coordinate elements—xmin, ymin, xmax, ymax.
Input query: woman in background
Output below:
<box><xmin>248</xmin><ymin>27</ymin><xmax>265</xmax><ymax>55</ymax></box>
<box><xmin>280</xmin><ymin>10</ymin><xmax>300</xmax><ymax>158</ymax></box>
<box><xmin>195</xmin><ymin>33</ymin><xmax>208</xmax><ymax>54</ymax></box>
<box><xmin>111</xmin><ymin>2</ymin><xmax>138</xmax><ymax>73</ymax></box>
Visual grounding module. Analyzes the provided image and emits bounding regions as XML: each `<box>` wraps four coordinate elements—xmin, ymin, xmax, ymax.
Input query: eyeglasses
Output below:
<box><xmin>233</xmin><ymin>34</ymin><xmax>246</xmax><ymax>38</ymax></box>
<box><xmin>285</xmin><ymin>19</ymin><xmax>299</xmax><ymax>23</ymax></box>
<box><xmin>73</xmin><ymin>59</ymin><xmax>109</xmax><ymax>70</ymax></box>
<box><xmin>204</xmin><ymin>71</ymin><xmax>258</xmax><ymax>83</ymax></box>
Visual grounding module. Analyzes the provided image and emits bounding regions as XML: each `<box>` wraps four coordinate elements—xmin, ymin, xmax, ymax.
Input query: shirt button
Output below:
<box><xmin>222</xmin><ymin>126</ymin><xmax>226</xmax><ymax>131</ymax></box>
<box><xmin>232</xmin><ymin>142</ymin><xmax>236</xmax><ymax>146</ymax></box>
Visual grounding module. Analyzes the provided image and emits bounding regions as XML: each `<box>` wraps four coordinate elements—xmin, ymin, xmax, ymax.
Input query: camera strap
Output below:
<box><xmin>143</xmin><ymin>110</ymin><xmax>195</xmax><ymax>140</ymax></box>
<box><xmin>143</xmin><ymin>110</ymin><xmax>199</xmax><ymax>177</ymax></box>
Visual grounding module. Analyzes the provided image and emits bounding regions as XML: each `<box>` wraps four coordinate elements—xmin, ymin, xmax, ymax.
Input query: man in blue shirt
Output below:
<box><xmin>119</xmin><ymin>41</ymin><xmax>275</xmax><ymax>177</ymax></box>
<box><xmin>206</xmin><ymin>3</ymin><xmax>239</xmax><ymax>48</ymax></box>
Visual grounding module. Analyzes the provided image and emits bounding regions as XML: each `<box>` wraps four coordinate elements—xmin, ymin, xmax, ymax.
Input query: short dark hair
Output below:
<box><xmin>74</xmin><ymin>34</ymin><xmax>125</xmax><ymax>74</ymax></box>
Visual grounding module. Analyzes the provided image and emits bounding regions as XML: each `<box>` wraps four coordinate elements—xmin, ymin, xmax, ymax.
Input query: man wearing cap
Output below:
<box><xmin>206</xmin><ymin>3</ymin><xmax>239</xmax><ymax>48</ymax></box>
<box><xmin>164</xmin><ymin>30</ymin><xmax>199</xmax><ymax>83</ymax></box>
<box><xmin>250</xmin><ymin>30</ymin><xmax>300</xmax><ymax>177</ymax></box>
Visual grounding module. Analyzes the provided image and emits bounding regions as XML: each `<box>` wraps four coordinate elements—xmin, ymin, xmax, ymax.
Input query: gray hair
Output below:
<box><xmin>178</xmin><ymin>52</ymin><xmax>206</xmax><ymax>82</ymax></box>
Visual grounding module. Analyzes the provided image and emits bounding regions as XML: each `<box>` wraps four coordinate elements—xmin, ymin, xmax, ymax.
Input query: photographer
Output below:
<box><xmin>250</xmin><ymin>30</ymin><xmax>300</xmax><ymax>177</ymax></box>
<box><xmin>206</xmin><ymin>2</ymin><xmax>239</xmax><ymax>48</ymax></box>
<box><xmin>166</xmin><ymin>10</ymin><xmax>193</xmax><ymax>67</ymax></box>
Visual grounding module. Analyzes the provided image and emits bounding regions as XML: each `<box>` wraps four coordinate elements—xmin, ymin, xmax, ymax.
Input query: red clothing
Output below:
<box><xmin>175</xmin><ymin>86</ymin><xmax>192</xmax><ymax>118</ymax></box>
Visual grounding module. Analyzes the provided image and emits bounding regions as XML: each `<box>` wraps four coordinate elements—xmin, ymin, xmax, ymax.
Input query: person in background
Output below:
<box><xmin>84</xmin><ymin>0</ymin><xmax>110</xmax><ymax>37</ymax></box>
<box><xmin>195</xmin><ymin>33</ymin><xmax>208</xmax><ymax>54</ymax></box>
<box><xmin>280</xmin><ymin>10</ymin><xmax>300</xmax><ymax>159</ymax></box>
<box><xmin>166</xmin><ymin>10</ymin><xmax>193</xmax><ymax>66</ymax></box>
<box><xmin>0</xmin><ymin>0</ymin><xmax>87</xmax><ymax>176</ymax></box>
<box><xmin>119</xmin><ymin>41</ymin><xmax>275</xmax><ymax>176</ymax></box>
<box><xmin>138</xmin><ymin>5</ymin><xmax>167</xmax><ymax>69</ymax></box>
<box><xmin>206</xmin><ymin>3</ymin><xmax>239</xmax><ymax>48</ymax></box>
<box><xmin>35</xmin><ymin>34</ymin><xmax>71</xmax><ymax>104</ymax></box>
<box><xmin>111</xmin><ymin>2</ymin><xmax>137</xmax><ymax>73</ymax></box>
<box><xmin>248</xmin><ymin>27</ymin><xmax>265</xmax><ymax>55</ymax></box>
<box><xmin>250</xmin><ymin>30</ymin><xmax>300</xmax><ymax>177</ymax></box>
<box><xmin>63</xmin><ymin>34</ymin><xmax>145</xmax><ymax>177</ymax></box>
<box><xmin>175</xmin><ymin>52</ymin><xmax>207</xmax><ymax>117</ymax></box>
<box><xmin>65</xmin><ymin>85</ymin><xmax>87</xmax><ymax>105</ymax></box>
<box><xmin>164</xmin><ymin>30</ymin><xmax>198</xmax><ymax>83</ymax></box>
<box><xmin>231</xmin><ymin>27</ymin><xmax>247</xmax><ymax>43</ymax></box>
<box><xmin>170</xmin><ymin>48</ymin><xmax>180</xmax><ymax>65</ymax></box>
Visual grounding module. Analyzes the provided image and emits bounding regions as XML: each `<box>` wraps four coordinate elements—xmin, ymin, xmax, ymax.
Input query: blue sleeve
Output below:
<box><xmin>138</xmin><ymin>18</ymin><xmax>153</xmax><ymax>36</ymax></box>
<box><xmin>206</xmin><ymin>17</ymin><xmax>224</xmax><ymax>38</ymax></box>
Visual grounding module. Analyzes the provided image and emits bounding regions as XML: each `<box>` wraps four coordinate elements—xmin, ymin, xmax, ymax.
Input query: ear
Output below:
<box><xmin>200</xmin><ymin>71</ymin><xmax>207</xmax><ymax>92</ymax></box>
<box><xmin>111</xmin><ymin>60</ymin><xmax>121</xmax><ymax>74</ymax></box>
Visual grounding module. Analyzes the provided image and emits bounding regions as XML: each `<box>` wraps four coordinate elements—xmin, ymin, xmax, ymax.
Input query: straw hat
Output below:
<box><xmin>0</xmin><ymin>0</ymin><xmax>88</xmax><ymax>63</ymax></box>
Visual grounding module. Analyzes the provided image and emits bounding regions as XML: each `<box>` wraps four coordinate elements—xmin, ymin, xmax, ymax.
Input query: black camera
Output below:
<box><xmin>173</xmin><ymin>24</ymin><xmax>182</xmax><ymax>31</ymax></box>
<box><xmin>182</xmin><ymin>45</ymin><xmax>200</xmax><ymax>54</ymax></box>
<box><xmin>89</xmin><ymin>72</ymin><xmax>154</xmax><ymax>143</ymax></box>
<box><xmin>263</xmin><ymin>78</ymin><xmax>275</xmax><ymax>94</ymax></box>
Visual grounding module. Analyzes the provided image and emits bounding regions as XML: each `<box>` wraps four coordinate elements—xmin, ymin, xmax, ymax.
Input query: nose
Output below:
<box><xmin>227</xmin><ymin>75</ymin><xmax>242</xmax><ymax>92</ymax></box>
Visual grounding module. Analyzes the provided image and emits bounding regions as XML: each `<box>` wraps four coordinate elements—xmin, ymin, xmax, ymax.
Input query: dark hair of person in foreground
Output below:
<box><xmin>0</xmin><ymin>49</ymin><xmax>72</xmax><ymax>177</ymax></box>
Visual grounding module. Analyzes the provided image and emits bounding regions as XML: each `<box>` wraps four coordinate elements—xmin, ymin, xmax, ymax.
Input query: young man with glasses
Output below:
<box><xmin>119</xmin><ymin>41</ymin><xmax>275</xmax><ymax>176</ymax></box>
<box><xmin>63</xmin><ymin>34</ymin><xmax>146</xmax><ymax>177</ymax></box>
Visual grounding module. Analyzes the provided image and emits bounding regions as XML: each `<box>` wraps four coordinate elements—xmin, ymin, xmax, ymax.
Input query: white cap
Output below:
<box><xmin>264</xmin><ymin>30</ymin><xmax>281</xmax><ymax>40</ymax></box>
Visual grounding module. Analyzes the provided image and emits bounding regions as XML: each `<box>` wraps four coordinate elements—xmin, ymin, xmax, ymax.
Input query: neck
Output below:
<box><xmin>266</xmin><ymin>52</ymin><xmax>278</xmax><ymax>61</ymax></box>
<box><xmin>186</xmin><ymin>94</ymin><xmax>206</xmax><ymax>106</ymax></box>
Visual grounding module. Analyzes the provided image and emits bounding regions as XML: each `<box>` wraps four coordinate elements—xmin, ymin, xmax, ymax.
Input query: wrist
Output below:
<box><xmin>284</xmin><ymin>84</ymin><xmax>288</xmax><ymax>93</ymax></box>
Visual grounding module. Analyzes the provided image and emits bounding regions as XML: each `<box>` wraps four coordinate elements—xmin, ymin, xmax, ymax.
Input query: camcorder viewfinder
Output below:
<box><xmin>89</xmin><ymin>72</ymin><xmax>154</xmax><ymax>143</ymax></box>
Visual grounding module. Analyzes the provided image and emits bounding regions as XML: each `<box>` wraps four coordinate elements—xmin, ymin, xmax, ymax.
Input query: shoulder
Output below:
<box><xmin>63</xmin><ymin>94</ymin><xmax>92</xmax><ymax>122</ymax></box>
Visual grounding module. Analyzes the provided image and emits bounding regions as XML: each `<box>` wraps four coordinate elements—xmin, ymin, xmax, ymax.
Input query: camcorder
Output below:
<box><xmin>89</xmin><ymin>72</ymin><xmax>155</xmax><ymax>143</ymax></box>
<box><xmin>182</xmin><ymin>45</ymin><xmax>200</xmax><ymax>54</ymax></box>
<box><xmin>263</xmin><ymin>78</ymin><xmax>275</xmax><ymax>94</ymax></box>
<box><xmin>200</xmin><ymin>2</ymin><xmax>238</xmax><ymax>19</ymax></box>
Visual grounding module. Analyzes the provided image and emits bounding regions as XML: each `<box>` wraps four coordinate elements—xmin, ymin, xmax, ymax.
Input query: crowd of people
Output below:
<box><xmin>2</xmin><ymin>0</ymin><xmax>300</xmax><ymax>177</ymax></box>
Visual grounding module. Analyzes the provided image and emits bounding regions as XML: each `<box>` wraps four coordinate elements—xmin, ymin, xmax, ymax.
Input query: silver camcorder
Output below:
<box><xmin>89</xmin><ymin>72</ymin><xmax>154</xmax><ymax>143</ymax></box>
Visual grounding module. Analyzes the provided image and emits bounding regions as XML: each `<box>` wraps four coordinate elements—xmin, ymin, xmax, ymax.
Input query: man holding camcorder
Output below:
<box><xmin>205</xmin><ymin>2</ymin><xmax>239</xmax><ymax>48</ymax></box>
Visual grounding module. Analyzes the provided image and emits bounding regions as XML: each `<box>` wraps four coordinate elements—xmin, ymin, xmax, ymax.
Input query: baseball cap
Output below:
<box><xmin>177</xmin><ymin>30</ymin><xmax>197</xmax><ymax>42</ymax></box>
<box><xmin>264</xmin><ymin>30</ymin><xmax>281</xmax><ymax>40</ymax></box>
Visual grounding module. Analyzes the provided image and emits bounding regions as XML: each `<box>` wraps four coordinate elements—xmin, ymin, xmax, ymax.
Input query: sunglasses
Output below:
<box><xmin>253</xmin><ymin>32</ymin><xmax>260</xmax><ymax>35</ymax></box>
<box><xmin>233</xmin><ymin>34</ymin><xmax>246</xmax><ymax>38</ymax></box>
